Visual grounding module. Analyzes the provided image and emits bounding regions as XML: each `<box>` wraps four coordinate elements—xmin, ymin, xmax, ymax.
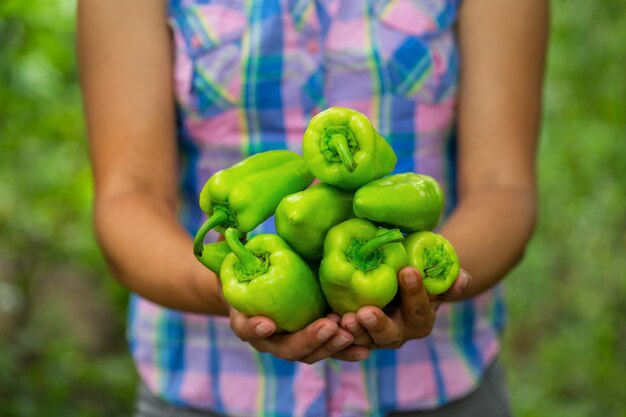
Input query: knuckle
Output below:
<box><xmin>402</xmin><ymin>286</ymin><xmax>422</xmax><ymax>298</ymax></box>
<box><xmin>305</xmin><ymin>336</ymin><xmax>323</xmax><ymax>352</ymax></box>
<box><xmin>354</xmin><ymin>337</ymin><xmax>371</xmax><ymax>348</ymax></box>
<box><xmin>229</xmin><ymin>317</ymin><xmax>251</xmax><ymax>342</ymax></box>
<box><xmin>370</xmin><ymin>319</ymin><xmax>388</xmax><ymax>333</ymax></box>
<box><xmin>412</xmin><ymin>304</ymin><xmax>433</xmax><ymax>317</ymax></box>
<box><xmin>231</xmin><ymin>327</ymin><xmax>251</xmax><ymax>342</ymax></box>
<box><xmin>328</xmin><ymin>333</ymin><xmax>352</xmax><ymax>351</ymax></box>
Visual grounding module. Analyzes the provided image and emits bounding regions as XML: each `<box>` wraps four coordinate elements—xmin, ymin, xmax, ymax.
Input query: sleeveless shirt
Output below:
<box><xmin>128</xmin><ymin>1</ymin><xmax>505</xmax><ymax>416</ymax></box>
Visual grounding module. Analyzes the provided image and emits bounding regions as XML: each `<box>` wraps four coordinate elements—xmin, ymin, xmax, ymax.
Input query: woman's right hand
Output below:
<box><xmin>228</xmin><ymin>309</ymin><xmax>370</xmax><ymax>364</ymax></box>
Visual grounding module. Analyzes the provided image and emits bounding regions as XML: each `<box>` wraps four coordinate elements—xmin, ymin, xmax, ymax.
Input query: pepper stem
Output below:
<box><xmin>193</xmin><ymin>209</ymin><xmax>229</xmax><ymax>257</ymax></box>
<box><xmin>356</xmin><ymin>229</ymin><xmax>404</xmax><ymax>261</ymax></box>
<box><xmin>224</xmin><ymin>228</ymin><xmax>265</xmax><ymax>280</ymax></box>
<box><xmin>329</xmin><ymin>133</ymin><xmax>358</xmax><ymax>172</ymax></box>
<box><xmin>423</xmin><ymin>245</ymin><xmax>452</xmax><ymax>280</ymax></box>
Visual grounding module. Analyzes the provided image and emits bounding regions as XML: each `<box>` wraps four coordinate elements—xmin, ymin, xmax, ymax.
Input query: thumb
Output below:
<box><xmin>430</xmin><ymin>269</ymin><xmax>472</xmax><ymax>302</ymax></box>
<box><xmin>229</xmin><ymin>310</ymin><xmax>277</xmax><ymax>342</ymax></box>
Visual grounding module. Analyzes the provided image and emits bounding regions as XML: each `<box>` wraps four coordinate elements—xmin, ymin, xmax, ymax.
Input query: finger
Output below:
<box><xmin>429</xmin><ymin>269</ymin><xmax>473</xmax><ymax>303</ymax></box>
<box><xmin>327</xmin><ymin>313</ymin><xmax>342</xmax><ymax>325</ymax></box>
<box><xmin>447</xmin><ymin>269</ymin><xmax>473</xmax><ymax>299</ymax></box>
<box><xmin>341</xmin><ymin>312</ymin><xmax>374</xmax><ymax>348</ymax></box>
<box><xmin>229</xmin><ymin>310</ymin><xmax>276</xmax><ymax>342</ymax></box>
<box><xmin>398</xmin><ymin>267</ymin><xmax>434</xmax><ymax>321</ymax></box>
<box><xmin>330</xmin><ymin>345</ymin><xmax>371</xmax><ymax>362</ymax></box>
<box><xmin>268</xmin><ymin>318</ymin><xmax>339</xmax><ymax>361</ymax></box>
<box><xmin>356</xmin><ymin>306</ymin><xmax>404</xmax><ymax>349</ymax></box>
<box><xmin>299</xmin><ymin>328</ymin><xmax>355</xmax><ymax>364</ymax></box>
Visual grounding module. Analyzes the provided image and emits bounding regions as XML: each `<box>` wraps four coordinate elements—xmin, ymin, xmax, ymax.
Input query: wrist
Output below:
<box><xmin>190</xmin><ymin>263</ymin><xmax>230</xmax><ymax>316</ymax></box>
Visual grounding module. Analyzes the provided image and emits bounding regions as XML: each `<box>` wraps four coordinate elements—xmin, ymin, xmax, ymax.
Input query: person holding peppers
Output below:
<box><xmin>78</xmin><ymin>0</ymin><xmax>547</xmax><ymax>416</ymax></box>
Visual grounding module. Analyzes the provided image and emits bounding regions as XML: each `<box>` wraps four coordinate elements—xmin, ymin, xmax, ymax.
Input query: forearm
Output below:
<box><xmin>77</xmin><ymin>0</ymin><xmax>226</xmax><ymax>315</ymax></box>
<box><xmin>94</xmin><ymin>190</ymin><xmax>228</xmax><ymax>315</ymax></box>
<box><xmin>439</xmin><ymin>184</ymin><xmax>537</xmax><ymax>298</ymax></box>
<box><xmin>440</xmin><ymin>0</ymin><xmax>547</xmax><ymax>298</ymax></box>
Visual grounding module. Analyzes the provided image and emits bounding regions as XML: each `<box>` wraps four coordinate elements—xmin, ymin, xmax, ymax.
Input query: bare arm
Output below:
<box><xmin>78</xmin><ymin>0</ymin><xmax>370</xmax><ymax>361</ymax></box>
<box><xmin>78</xmin><ymin>0</ymin><xmax>227</xmax><ymax>314</ymax></box>
<box><xmin>440</xmin><ymin>0</ymin><xmax>549</xmax><ymax>298</ymax></box>
<box><xmin>352</xmin><ymin>0</ymin><xmax>548</xmax><ymax>347</ymax></box>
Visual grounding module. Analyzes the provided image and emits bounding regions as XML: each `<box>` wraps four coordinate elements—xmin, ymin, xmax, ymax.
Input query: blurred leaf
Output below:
<box><xmin>504</xmin><ymin>1</ymin><xmax>626</xmax><ymax>416</ymax></box>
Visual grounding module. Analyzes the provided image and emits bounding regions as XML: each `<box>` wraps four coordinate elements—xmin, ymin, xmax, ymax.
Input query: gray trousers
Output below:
<box><xmin>134</xmin><ymin>358</ymin><xmax>512</xmax><ymax>417</ymax></box>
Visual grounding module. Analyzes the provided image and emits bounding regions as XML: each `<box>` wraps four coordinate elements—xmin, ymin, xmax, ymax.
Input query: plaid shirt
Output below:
<box><xmin>128</xmin><ymin>1</ymin><xmax>505</xmax><ymax>416</ymax></box>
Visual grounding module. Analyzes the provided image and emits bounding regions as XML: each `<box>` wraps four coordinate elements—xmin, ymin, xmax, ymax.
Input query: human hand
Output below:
<box><xmin>347</xmin><ymin>266</ymin><xmax>472</xmax><ymax>349</ymax></box>
<box><xmin>229</xmin><ymin>309</ymin><xmax>370</xmax><ymax>364</ymax></box>
<box><xmin>428</xmin><ymin>267</ymin><xmax>473</xmax><ymax>303</ymax></box>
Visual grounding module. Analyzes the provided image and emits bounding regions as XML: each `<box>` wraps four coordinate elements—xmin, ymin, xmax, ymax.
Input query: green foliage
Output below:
<box><xmin>0</xmin><ymin>0</ymin><xmax>136</xmax><ymax>415</ymax></box>
<box><xmin>1</xmin><ymin>0</ymin><xmax>624</xmax><ymax>415</ymax></box>
<box><xmin>502</xmin><ymin>1</ymin><xmax>626</xmax><ymax>416</ymax></box>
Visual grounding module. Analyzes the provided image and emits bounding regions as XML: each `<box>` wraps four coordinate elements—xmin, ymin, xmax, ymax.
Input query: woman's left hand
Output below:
<box><xmin>344</xmin><ymin>266</ymin><xmax>472</xmax><ymax>350</ymax></box>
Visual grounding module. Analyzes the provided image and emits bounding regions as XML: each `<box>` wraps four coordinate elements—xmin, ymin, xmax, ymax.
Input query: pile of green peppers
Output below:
<box><xmin>192</xmin><ymin>107</ymin><xmax>461</xmax><ymax>332</ymax></box>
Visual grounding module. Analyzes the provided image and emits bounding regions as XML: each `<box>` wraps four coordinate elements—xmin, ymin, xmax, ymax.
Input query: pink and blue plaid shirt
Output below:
<box><xmin>128</xmin><ymin>1</ymin><xmax>505</xmax><ymax>416</ymax></box>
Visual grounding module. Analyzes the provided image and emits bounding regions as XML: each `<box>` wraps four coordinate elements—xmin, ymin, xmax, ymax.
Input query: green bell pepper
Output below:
<box><xmin>353</xmin><ymin>173</ymin><xmax>444</xmax><ymax>232</ymax></box>
<box><xmin>319</xmin><ymin>218</ymin><xmax>407</xmax><ymax>315</ymax></box>
<box><xmin>193</xmin><ymin>150</ymin><xmax>313</xmax><ymax>257</ymax></box>
<box><xmin>404</xmin><ymin>231</ymin><xmax>460</xmax><ymax>295</ymax></box>
<box><xmin>274</xmin><ymin>183</ymin><xmax>354</xmax><ymax>260</ymax></box>
<box><xmin>302</xmin><ymin>107</ymin><xmax>397</xmax><ymax>190</ymax></box>
<box><xmin>220</xmin><ymin>228</ymin><xmax>327</xmax><ymax>333</ymax></box>
<box><xmin>195</xmin><ymin>240</ymin><xmax>233</xmax><ymax>275</ymax></box>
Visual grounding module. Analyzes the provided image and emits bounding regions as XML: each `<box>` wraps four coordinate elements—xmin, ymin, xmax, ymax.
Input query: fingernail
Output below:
<box><xmin>344</xmin><ymin>316</ymin><xmax>357</xmax><ymax>330</ymax></box>
<box><xmin>360</xmin><ymin>311</ymin><xmax>377</xmax><ymax>327</ymax></box>
<box><xmin>255</xmin><ymin>323</ymin><xmax>272</xmax><ymax>337</ymax></box>
<box><xmin>347</xmin><ymin>321</ymin><xmax>359</xmax><ymax>332</ymax></box>
<box><xmin>317</xmin><ymin>324</ymin><xmax>334</xmax><ymax>341</ymax></box>
<box><xmin>327</xmin><ymin>314</ymin><xmax>341</xmax><ymax>324</ymax></box>
<box><xmin>402</xmin><ymin>269</ymin><xmax>418</xmax><ymax>289</ymax></box>
<box><xmin>459</xmin><ymin>271</ymin><xmax>470</xmax><ymax>291</ymax></box>
<box><xmin>330</xmin><ymin>333</ymin><xmax>351</xmax><ymax>349</ymax></box>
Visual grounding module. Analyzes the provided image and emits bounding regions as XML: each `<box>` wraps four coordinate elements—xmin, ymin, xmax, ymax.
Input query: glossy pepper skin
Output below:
<box><xmin>193</xmin><ymin>150</ymin><xmax>314</xmax><ymax>257</ymax></box>
<box><xmin>220</xmin><ymin>228</ymin><xmax>327</xmax><ymax>333</ymax></box>
<box><xmin>195</xmin><ymin>240</ymin><xmax>232</xmax><ymax>275</ymax></box>
<box><xmin>353</xmin><ymin>173</ymin><xmax>444</xmax><ymax>232</ymax></box>
<box><xmin>274</xmin><ymin>183</ymin><xmax>354</xmax><ymax>260</ymax></box>
<box><xmin>319</xmin><ymin>218</ymin><xmax>407</xmax><ymax>315</ymax></box>
<box><xmin>302</xmin><ymin>107</ymin><xmax>397</xmax><ymax>190</ymax></box>
<box><xmin>404</xmin><ymin>231</ymin><xmax>460</xmax><ymax>295</ymax></box>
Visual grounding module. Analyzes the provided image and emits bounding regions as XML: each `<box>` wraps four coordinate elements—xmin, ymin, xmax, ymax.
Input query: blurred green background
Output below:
<box><xmin>1</xmin><ymin>0</ymin><xmax>624</xmax><ymax>415</ymax></box>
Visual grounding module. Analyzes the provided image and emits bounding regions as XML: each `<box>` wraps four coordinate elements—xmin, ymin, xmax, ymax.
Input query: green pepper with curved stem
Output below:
<box><xmin>195</xmin><ymin>230</ymin><xmax>246</xmax><ymax>274</ymax></box>
<box><xmin>220</xmin><ymin>228</ymin><xmax>327</xmax><ymax>333</ymax></box>
<box><xmin>195</xmin><ymin>240</ymin><xmax>232</xmax><ymax>275</ymax></box>
<box><xmin>274</xmin><ymin>183</ymin><xmax>354</xmax><ymax>260</ymax></box>
<box><xmin>193</xmin><ymin>150</ymin><xmax>313</xmax><ymax>257</ymax></box>
<box><xmin>319</xmin><ymin>218</ymin><xmax>407</xmax><ymax>315</ymax></box>
<box><xmin>302</xmin><ymin>107</ymin><xmax>397</xmax><ymax>190</ymax></box>
<box><xmin>404</xmin><ymin>231</ymin><xmax>460</xmax><ymax>295</ymax></box>
<box><xmin>353</xmin><ymin>173</ymin><xmax>444</xmax><ymax>232</ymax></box>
